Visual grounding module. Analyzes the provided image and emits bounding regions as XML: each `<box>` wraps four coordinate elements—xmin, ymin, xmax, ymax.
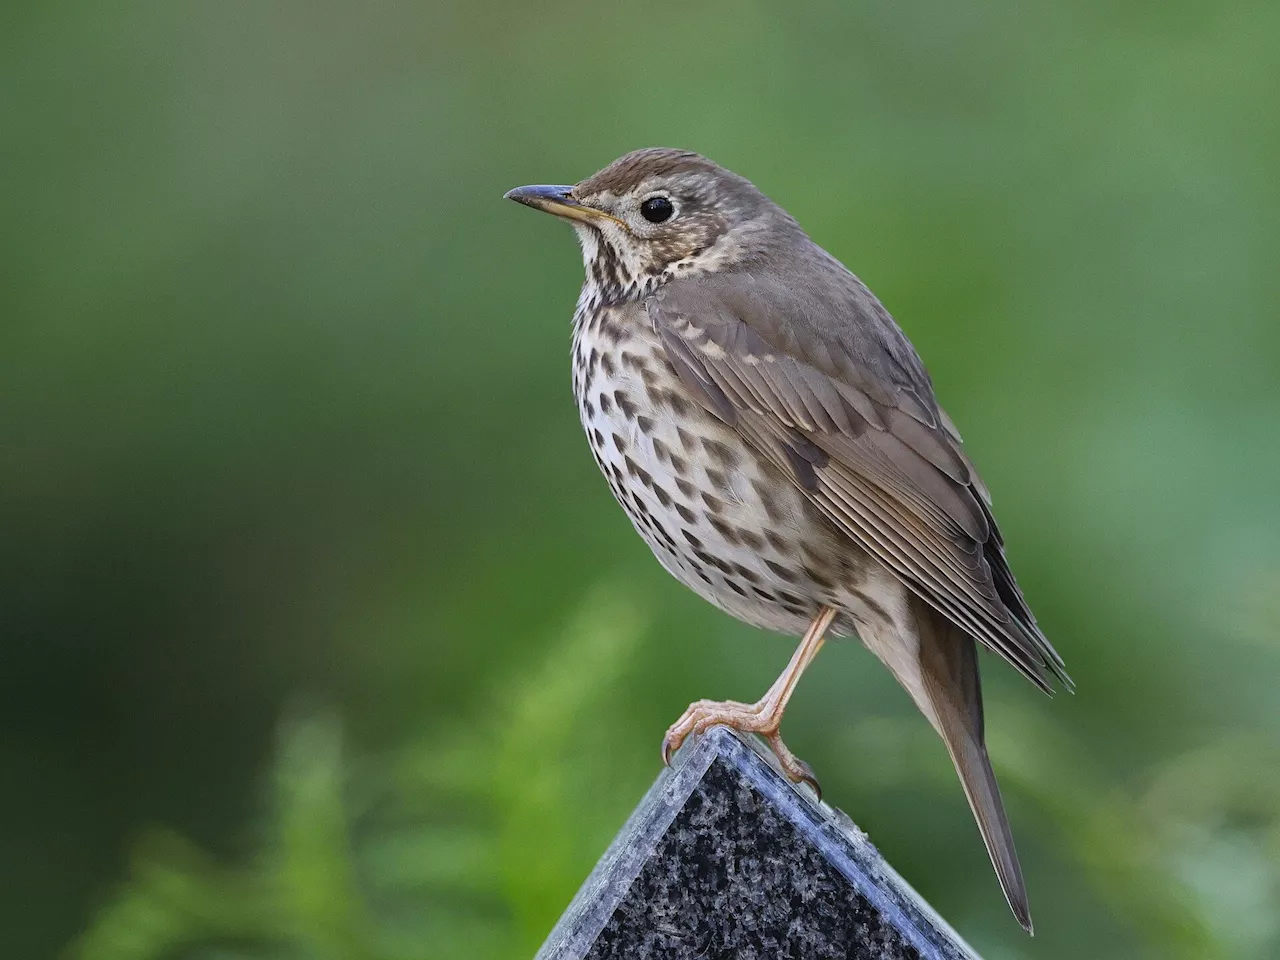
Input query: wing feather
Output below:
<box><xmin>647</xmin><ymin>271</ymin><xmax>1070</xmax><ymax>692</ymax></box>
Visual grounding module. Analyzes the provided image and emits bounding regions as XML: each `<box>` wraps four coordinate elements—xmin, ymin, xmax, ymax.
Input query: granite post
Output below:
<box><xmin>534</xmin><ymin>725</ymin><xmax>981</xmax><ymax>959</ymax></box>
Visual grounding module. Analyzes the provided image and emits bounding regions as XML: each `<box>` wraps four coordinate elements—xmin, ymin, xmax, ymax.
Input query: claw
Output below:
<box><xmin>765</xmin><ymin>731</ymin><xmax>822</xmax><ymax>799</ymax></box>
<box><xmin>661</xmin><ymin>724</ymin><xmax>697</xmax><ymax>767</ymax></box>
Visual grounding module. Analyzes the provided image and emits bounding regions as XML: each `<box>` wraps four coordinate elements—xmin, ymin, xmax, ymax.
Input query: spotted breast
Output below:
<box><xmin>570</xmin><ymin>299</ymin><xmax>895</xmax><ymax>639</ymax></box>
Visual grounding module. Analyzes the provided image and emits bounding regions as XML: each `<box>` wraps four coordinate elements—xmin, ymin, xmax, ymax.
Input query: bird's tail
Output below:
<box><xmin>911</xmin><ymin>595</ymin><xmax>1033</xmax><ymax>933</ymax></box>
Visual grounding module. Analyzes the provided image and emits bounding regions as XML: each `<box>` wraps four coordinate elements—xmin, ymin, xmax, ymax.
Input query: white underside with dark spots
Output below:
<box><xmin>571</xmin><ymin>298</ymin><xmax>925</xmax><ymax>695</ymax></box>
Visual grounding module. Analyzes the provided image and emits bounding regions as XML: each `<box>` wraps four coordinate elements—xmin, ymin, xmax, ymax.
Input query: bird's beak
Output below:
<box><xmin>504</xmin><ymin>184</ymin><xmax>614</xmax><ymax>225</ymax></box>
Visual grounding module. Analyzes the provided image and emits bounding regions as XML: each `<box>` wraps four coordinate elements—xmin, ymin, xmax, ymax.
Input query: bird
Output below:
<box><xmin>505</xmin><ymin>148</ymin><xmax>1069</xmax><ymax>932</ymax></box>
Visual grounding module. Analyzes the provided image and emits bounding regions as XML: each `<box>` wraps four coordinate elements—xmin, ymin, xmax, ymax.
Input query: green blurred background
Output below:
<box><xmin>4</xmin><ymin>0</ymin><xmax>1280</xmax><ymax>957</ymax></box>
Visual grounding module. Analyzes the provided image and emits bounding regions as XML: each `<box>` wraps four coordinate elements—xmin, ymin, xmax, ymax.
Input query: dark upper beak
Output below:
<box><xmin>504</xmin><ymin>184</ymin><xmax>615</xmax><ymax>225</ymax></box>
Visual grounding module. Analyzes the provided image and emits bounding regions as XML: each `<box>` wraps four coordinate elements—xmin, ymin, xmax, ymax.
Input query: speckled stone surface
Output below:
<box><xmin>535</xmin><ymin>726</ymin><xmax>979</xmax><ymax>960</ymax></box>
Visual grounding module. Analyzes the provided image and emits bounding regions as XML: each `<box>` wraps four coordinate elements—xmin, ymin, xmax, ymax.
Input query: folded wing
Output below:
<box><xmin>646</xmin><ymin>268</ymin><xmax>1069</xmax><ymax>692</ymax></box>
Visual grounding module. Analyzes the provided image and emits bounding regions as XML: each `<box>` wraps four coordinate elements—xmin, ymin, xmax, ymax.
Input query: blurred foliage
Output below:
<box><xmin>72</xmin><ymin>585</ymin><xmax>651</xmax><ymax>960</ymax></box>
<box><xmin>3</xmin><ymin>0</ymin><xmax>1279</xmax><ymax>958</ymax></box>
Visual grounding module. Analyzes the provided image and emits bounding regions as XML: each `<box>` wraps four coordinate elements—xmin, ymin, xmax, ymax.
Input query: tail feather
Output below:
<box><xmin>912</xmin><ymin>596</ymin><xmax>1033</xmax><ymax>933</ymax></box>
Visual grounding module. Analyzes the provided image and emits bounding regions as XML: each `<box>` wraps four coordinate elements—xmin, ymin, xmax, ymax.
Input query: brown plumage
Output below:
<box><xmin>506</xmin><ymin>148</ymin><xmax>1069</xmax><ymax>932</ymax></box>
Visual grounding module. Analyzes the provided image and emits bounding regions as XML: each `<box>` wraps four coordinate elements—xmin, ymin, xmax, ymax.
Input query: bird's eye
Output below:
<box><xmin>640</xmin><ymin>195</ymin><xmax>675</xmax><ymax>223</ymax></box>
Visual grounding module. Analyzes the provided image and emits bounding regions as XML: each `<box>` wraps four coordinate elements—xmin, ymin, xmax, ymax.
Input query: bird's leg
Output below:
<box><xmin>662</xmin><ymin>605</ymin><xmax>838</xmax><ymax>793</ymax></box>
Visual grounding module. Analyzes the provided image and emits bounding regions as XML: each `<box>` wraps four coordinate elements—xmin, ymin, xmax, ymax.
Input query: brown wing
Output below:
<box><xmin>647</xmin><ymin>266</ymin><xmax>1069</xmax><ymax>692</ymax></box>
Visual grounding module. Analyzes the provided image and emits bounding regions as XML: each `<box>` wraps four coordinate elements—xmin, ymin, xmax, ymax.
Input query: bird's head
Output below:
<box><xmin>506</xmin><ymin>148</ymin><xmax>795</xmax><ymax>303</ymax></box>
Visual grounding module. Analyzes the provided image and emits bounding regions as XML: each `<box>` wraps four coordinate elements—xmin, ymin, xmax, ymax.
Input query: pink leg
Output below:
<box><xmin>662</xmin><ymin>605</ymin><xmax>838</xmax><ymax>793</ymax></box>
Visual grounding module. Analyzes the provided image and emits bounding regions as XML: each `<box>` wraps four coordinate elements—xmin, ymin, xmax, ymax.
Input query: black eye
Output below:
<box><xmin>640</xmin><ymin>195</ymin><xmax>674</xmax><ymax>223</ymax></box>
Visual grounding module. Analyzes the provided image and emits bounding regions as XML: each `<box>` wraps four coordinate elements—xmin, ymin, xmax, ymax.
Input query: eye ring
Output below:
<box><xmin>639</xmin><ymin>194</ymin><xmax>675</xmax><ymax>224</ymax></box>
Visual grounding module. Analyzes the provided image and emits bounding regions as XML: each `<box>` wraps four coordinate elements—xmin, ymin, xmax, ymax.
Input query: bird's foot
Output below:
<box><xmin>661</xmin><ymin>698</ymin><xmax>821</xmax><ymax>797</ymax></box>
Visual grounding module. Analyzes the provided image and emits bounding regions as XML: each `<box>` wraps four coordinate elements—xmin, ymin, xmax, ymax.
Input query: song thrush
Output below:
<box><xmin>506</xmin><ymin>149</ymin><xmax>1069</xmax><ymax>931</ymax></box>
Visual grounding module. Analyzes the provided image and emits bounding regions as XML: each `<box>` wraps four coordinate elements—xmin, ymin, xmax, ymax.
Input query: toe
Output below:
<box><xmin>788</xmin><ymin>758</ymin><xmax>822</xmax><ymax>800</ymax></box>
<box><xmin>662</xmin><ymin>720</ymin><xmax>693</xmax><ymax>766</ymax></box>
<box><xmin>762</xmin><ymin>734</ymin><xmax>822</xmax><ymax>799</ymax></box>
